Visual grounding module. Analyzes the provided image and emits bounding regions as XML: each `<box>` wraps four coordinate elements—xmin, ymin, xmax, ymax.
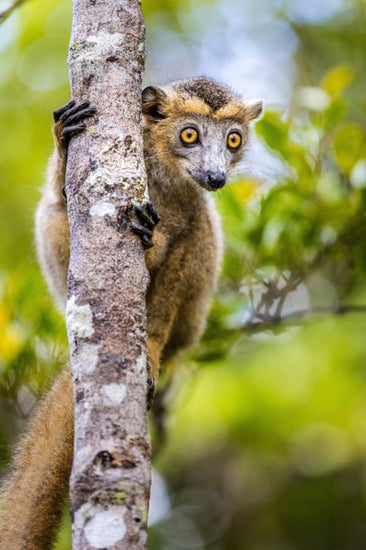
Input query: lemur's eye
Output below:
<box><xmin>180</xmin><ymin>127</ymin><xmax>199</xmax><ymax>145</ymax></box>
<box><xmin>227</xmin><ymin>132</ymin><xmax>242</xmax><ymax>150</ymax></box>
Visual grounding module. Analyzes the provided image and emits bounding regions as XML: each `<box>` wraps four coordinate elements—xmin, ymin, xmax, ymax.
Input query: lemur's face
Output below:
<box><xmin>171</xmin><ymin>116</ymin><xmax>247</xmax><ymax>191</ymax></box>
<box><xmin>142</xmin><ymin>79</ymin><xmax>262</xmax><ymax>191</ymax></box>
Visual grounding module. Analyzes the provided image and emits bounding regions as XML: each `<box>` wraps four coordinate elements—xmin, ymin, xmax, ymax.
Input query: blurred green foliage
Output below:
<box><xmin>1</xmin><ymin>0</ymin><xmax>366</xmax><ymax>549</ymax></box>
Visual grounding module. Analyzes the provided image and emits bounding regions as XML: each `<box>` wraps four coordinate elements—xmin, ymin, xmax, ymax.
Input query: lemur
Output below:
<box><xmin>0</xmin><ymin>77</ymin><xmax>262</xmax><ymax>549</ymax></box>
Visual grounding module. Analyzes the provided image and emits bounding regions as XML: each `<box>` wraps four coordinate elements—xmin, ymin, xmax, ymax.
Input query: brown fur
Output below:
<box><xmin>0</xmin><ymin>77</ymin><xmax>262</xmax><ymax>548</ymax></box>
<box><xmin>0</xmin><ymin>370</ymin><xmax>73</xmax><ymax>549</ymax></box>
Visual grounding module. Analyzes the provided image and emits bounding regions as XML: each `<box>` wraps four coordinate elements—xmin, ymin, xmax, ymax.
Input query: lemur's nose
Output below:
<box><xmin>207</xmin><ymin>172</ymin><xmax>226</xmax><ymax>189</ymax></box>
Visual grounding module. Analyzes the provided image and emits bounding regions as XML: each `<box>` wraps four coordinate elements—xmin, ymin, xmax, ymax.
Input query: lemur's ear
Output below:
<box><xmin>142</xmin><ymin>86</ymin><xmax>168</xmax><ymax>120</ymax></box>
<box><xmin>245</xmin><ymin>99</ymin><xmax>263</xmax><ymax>121</ymax></box>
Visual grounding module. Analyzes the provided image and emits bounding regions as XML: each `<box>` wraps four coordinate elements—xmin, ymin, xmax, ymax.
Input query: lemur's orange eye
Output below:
<box><xmin>180</xmin><ymin>127</ymin><xmax>199</xmax><ymax>145</ymax></box>
<box><xmin>227</xmin><ymin>132</ymin><xmax>242</xmax><ymax>150</ymax></box>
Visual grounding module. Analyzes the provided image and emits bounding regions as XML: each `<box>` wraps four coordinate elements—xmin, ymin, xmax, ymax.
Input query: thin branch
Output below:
<box><xmin>0</xmin><ymin>0</ymin><xmax>26</xmax><ymax>24</ymax></box>
<box><xmin>243</xmin><ymin>304</ymin><xmax>366</xmax><ymax>330</ymax></box>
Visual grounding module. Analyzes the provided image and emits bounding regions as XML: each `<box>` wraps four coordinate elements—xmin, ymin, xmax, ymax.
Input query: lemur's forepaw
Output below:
<box><xmin>131</xmin><ymin>201</ymin><xmax>161</xmax><ymax>250</ymax></box>
<box><xmin>53</xmin><ymin>99</ymin><xmax>96</xmax><ymax>147</ymax></box>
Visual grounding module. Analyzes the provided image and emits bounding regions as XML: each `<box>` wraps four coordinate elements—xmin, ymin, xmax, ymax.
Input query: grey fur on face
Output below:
<box><xmin>172</xmin><ymin>115</ymin><xmax>247</xmax><ymax>190</ymax></box>
<box><xmin>142</xmin><ymin>76</ymin><xmax>263</xmax><ymax>192</ymax></box>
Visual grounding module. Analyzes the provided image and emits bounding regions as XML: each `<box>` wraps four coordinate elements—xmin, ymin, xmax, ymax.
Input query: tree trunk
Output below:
<box><xmin>65</xmin><ymin>1</ymin><xmax>151</xmax><ymax>549</ymax></box>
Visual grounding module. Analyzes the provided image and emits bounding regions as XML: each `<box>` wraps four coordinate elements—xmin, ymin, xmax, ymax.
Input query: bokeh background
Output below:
<box><xmin>1</xmin><ymin>0</ymin><xmax>366</xmax><ymax>548</ymax></box>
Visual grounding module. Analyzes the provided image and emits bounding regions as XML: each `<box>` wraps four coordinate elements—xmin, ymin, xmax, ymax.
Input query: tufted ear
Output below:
<box><xmin>245</xmin><ymin>99</ymin><xmax>263</xmax><ymax>121</ymax></box>
<box><xmin>142</xmin><ymin>86</ymin><xmax>168</xmax><ymax>121</ymax></box>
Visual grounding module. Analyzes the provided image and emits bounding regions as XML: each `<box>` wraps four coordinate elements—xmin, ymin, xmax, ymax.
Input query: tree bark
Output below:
<box><xmin>65</xmin><ymin>1</ymin><xmax>150</xmax><ymax>549</ymax></box>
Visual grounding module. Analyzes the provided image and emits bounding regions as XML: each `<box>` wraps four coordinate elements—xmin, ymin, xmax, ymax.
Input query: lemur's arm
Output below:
<box><xmin>35</xmin><ymin>100</ymin><xmax>96</xmax><ymax>310</ymax></box>
<box><xmin>0</xmin><ymin>370</ymin><xmax>73</xmax><ymax>550</ymax></box>
<box><xmin>35</xmin><ymin>99</ymin><xmax>163</xmax><ymax>310</ymax></box>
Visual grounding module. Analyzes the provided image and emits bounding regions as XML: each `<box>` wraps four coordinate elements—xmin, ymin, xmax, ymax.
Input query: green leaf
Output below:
<box><xmin>323</xmin><ymin>97</ymin><xmax>348</xmax><ymax>129</ymax></box>
<box><xmin>333</xmin><ymin>123</ymin><xmax>366</xmax><ymax>174</ymax></box>
<box><xmin>256</xmin><ymin>111</ymin><xmax>289</xmax><ymax>152</ymax></box>
<box><xmin>321</xmin><ymin>65</ymin><xmax>355</xmax><ymax>98</ymax></box>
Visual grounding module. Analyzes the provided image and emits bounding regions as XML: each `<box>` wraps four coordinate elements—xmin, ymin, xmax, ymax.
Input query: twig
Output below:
<box><xmin>0</xmin><ymin>0</ymin><xmax>27</xmax><ymax>24</ymax></box>
<box><xmin>243</xmin><ymin>304</ymin><xmax>366</xmax><ymax>330</ymax></box>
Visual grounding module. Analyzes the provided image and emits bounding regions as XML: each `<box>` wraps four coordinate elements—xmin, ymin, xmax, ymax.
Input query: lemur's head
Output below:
<box><xmin>142</xmin><ymin>76</ymin><xmax>262</xmax><ymax>191</ymax></box>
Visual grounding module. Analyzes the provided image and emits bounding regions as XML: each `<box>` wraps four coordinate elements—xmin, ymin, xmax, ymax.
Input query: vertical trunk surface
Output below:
<box><xmin>65</xmin><ymin>1</ymin><xmax>150</xmax><ymax>549</ymax></box>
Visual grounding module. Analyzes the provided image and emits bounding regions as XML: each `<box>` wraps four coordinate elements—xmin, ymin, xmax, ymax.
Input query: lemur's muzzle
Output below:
<box><xmin>206</xmin><ymin>171</ymin><xmax>226</xmax><ymax>190</ymax></box>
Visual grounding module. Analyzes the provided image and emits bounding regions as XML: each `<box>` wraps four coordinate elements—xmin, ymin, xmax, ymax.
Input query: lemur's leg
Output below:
<box><xmin>144</xmin><ymin>239</ymin><xmax>191</xmax><ymax>385</ymax></box>
<box><xmin>0</xmin><ymin>370</ymin><xmax>74</xmax><ymax>550</ymax></box>
<box><xmin>35</xmin><ymin>99</ymin><xmax>96</xmax><ymax>309</ymax></box>
<box><xmin>146</xmin><ymin>205</ymin><xmax>219</xmax><ymax>392</ymax></box>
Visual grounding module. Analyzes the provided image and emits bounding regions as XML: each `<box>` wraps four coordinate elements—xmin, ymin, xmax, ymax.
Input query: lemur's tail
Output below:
<box><xmin>0</xmin><ymin>369</ymin><xmax>73</xmax><ymax>550</ymax></box>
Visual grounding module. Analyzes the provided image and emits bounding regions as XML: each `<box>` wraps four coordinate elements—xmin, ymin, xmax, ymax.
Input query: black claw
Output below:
<box><xmin>60</xmin><ymin>99</ymin><xmax>91</xmax><ymax>122</ymax></box>
<box><xmin>142</xmin><ymin>235</ymin><xmax>154</xmax><ymax>249</ymax></box>
<box><xmin>135</xmin><ymin>205</ymin><xmax>155</xmax><ymax>230</ymax></box>
<box><xmin>131</xmin><ymin>201</ymin><xmax>160</xmax><ymax>249</ymax></box>
<box><xmin>54</xmin><ymin>99</ymin><xmax>97</xmax><ymax>146</ymax></box>
<box><xmin>61</xmin><ymin>185</ymin><xmax>67</xmax><ymax>203</ymax></box>
<box><xmin>146</xmin><ymin>201</ymin><xmax>161</xmax><ymax>225</ymax></box>
<box><xmin>62</xmin><ymin>106</ymin><xmax>96</xmax><ymax>127</ymax></box>
<box><xmin>53</xmin><ymin>99</ymin><xmax>75</xmax><ymax>122</ymax></box>
<box><xmin>61</xmin><ymin>123</ymin><xmax>86</xmax><ymax>142</ymax></box>
<box><xmin>131</xmin><ymin>222</ymin><xmax>153</xmax><ymax>238</ymax></box>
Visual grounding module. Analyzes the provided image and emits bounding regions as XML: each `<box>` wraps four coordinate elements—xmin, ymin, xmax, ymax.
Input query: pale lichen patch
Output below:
<box><xmin>74</xmin><ymin>445</ymin><xmax>93</xmax><ymax>469</ymax></box>
<box><xmin>84</xmin><ymin>162</ymin><xmax>115</xmax><ymax>195</ymax></box>
<box><xmin>135</xmin><ymin>351</ymin><xmax>147</xmax><ymax>375</ymax></box>
<box><xmin>70</xmin><ymin>32</ymin><xmax>126</xmax><ymax>62</ymax></box>
<box><xmin>66</xmin><ymin>296</ymin><xmax>94</xmax><ymax>339</ymax></box>
<box><xmin>90</xmin><ymin>201</ymin><xmax>116</xmax><ymax>218</ymax></box>
<box><xmin>75</xmin><ymin>343</ymin><xmax>99</xmax><ymax>373</ymax></box>
<box><xmin>101</xmin><ymin>383</ymin><xmax>127</xmax><ymax>406</ymax></box>
<box><xmin>84</xmin><ymin>509</ymin><xmax>126</xmax><ymax>548</ymax></box>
